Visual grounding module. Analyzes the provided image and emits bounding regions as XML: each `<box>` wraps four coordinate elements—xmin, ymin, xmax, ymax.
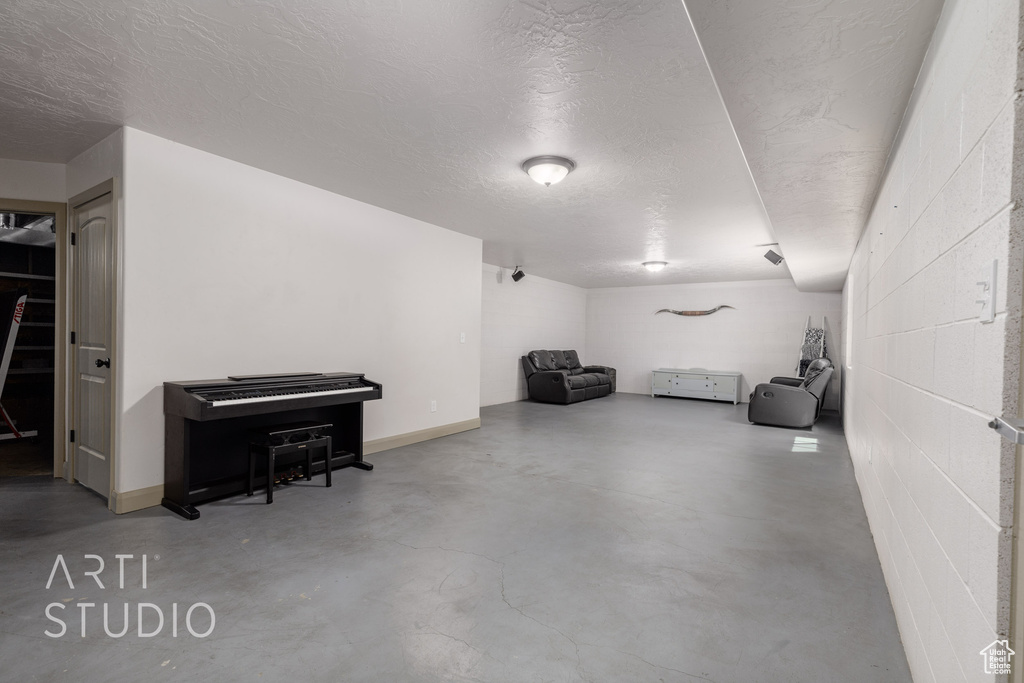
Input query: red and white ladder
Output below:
<box><xmin>0</xmin><ymin>291</ymin><xmax>38</xmax><ymax>440</ymax></box>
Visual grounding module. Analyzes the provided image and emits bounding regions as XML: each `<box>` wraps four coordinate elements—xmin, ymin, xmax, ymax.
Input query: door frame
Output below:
<box><xmin>1013</xmin><ymin>276</ymin><xmax>1024</xmax><ymax>683</ymax></box>
<box><xmin>0</xmin><ymin>198</ymin><xmax>68</xmax><ymax>479</ymax></box>
<box><xmin>67</xmin><ymin>179</ymin><xmax>120</xmax><ymax>507</ymax></box>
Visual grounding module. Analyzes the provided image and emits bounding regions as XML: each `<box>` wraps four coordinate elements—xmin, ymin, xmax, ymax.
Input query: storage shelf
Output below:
<box><xmin>0</xmin><ymin>270</ymin><xmax>55</xmax><ymax>281</ymax></box>
<box><xmin>19</xmin><ymin>322</ymin><xmax>54</xmax><ymax>327</ymax></box>
<box><xmin>25</xmin><ymin>298</ymin><xmax>55</xmax><ymax>304</ymax></box>
<box><xmin>7</xmin><ymin>368</ymin><xmax>54</xmax><ymax>375</ymax></box>
<box><xmin>14</xmin><ymin>346</ymin><xmax>54</xmax><ymax>351</ymax></box>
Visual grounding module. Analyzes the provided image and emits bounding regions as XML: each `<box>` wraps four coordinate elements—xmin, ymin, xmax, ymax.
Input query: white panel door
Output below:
<box><xmin>72</xmin><ymin>192</ymin><xmax>113</xmax><ymax>499</ymax></box>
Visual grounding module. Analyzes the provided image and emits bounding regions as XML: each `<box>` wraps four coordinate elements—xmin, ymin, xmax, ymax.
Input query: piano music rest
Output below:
<box><xmin>247</xmin><ymin>422</ymin><xmax>332</xmax><ymax>504</ymax></box>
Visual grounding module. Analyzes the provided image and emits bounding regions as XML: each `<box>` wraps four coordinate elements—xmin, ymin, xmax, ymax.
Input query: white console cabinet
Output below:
<box><xmin>651</xmin><ymin>369</ymin><xmax>742</xmax><ymax>405</ymax></box>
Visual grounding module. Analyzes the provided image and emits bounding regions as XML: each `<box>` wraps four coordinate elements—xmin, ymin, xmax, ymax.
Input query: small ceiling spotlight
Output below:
<box><xmin>511</xmin><ymin>266</ymin><xmax>526</xmax><ymax>282</ymax></box>
<box><xmin>642</xmin><ymin>261</ymin><xmax>668</xmax><ymax>272</ymax></box>
<box><xmin>764</xmin><ymin>249</ymin><xmax>784</xmax><ymax>265</ymax></box>
<box><xmin>522</xmin><ymin>156</ymin><xmax>575</xmax><ymax>186</ymax></box>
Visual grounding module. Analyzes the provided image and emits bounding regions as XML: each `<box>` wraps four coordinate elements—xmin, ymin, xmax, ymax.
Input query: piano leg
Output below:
<box><xmin>164</xmin><ymin>415</ymin><xmax>200</xmax><ymax>519</ymax></box>
<box><xmin>162</xmin><ymin>498</ymin><xmax>200</xmax><ymax>520</ymax></box>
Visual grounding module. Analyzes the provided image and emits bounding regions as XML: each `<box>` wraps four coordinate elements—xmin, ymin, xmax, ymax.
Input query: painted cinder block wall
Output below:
<box><xmin>842</xmin><ymin>0</ymin><xmax>1022</xmax><ymax>679</ymax></box>
<box><xmin>586</xmin><ymin>280</ymin><xmax>842</xmax><ymax>403</ymax></box>
<box><xmin>480</xmin><ymin>263</ymin><xmax>587</xmax><ymax>406</ymax></box>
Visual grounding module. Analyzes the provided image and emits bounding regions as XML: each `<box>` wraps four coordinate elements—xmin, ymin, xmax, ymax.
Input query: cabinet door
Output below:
<box><xmin>713</xmin><ymin>377</ymin><xmax>737</xmax><ymax>393</ymax></box>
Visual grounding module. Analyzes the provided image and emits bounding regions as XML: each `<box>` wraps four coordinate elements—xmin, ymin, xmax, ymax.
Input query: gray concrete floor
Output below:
<box><xmin>0</xmin><ymin>394</ymin><xmax>909</xmax><ymax>682</ymax></box>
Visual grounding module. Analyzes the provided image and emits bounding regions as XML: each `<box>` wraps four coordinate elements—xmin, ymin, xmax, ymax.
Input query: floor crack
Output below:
<box><xmin>613</xmin><ymin>647</ymin><xmax>719</xmax><ymax>683</ymax></box>
<box><xmin>499</xmin><ymin>565</ymin><xmax>588</xmax><ymax>681</ymax></box>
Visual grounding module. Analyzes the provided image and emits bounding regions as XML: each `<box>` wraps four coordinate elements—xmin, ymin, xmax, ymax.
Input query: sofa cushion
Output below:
<box><xmin>528</xmin><ymin>350</ymin><xmax>557</xmax><ymax>371</ymax></box>
<box><xmin>590</xmin><ymin>373</ymin><xmax>610</xmax><ymax>386</ymax></box>
<box><xmin>563</xmin><ymin>350</ymin><xmax>585</xmax><ymax>374</ymax></box>
<box><xmin>567</xmin><ymin>375</ymin><xmax>588</xmax><ymax>389</ymax></box>
<box><xmin>578</xmin><ymin>373</ymin><xmax>600</xmax><ymax>387</ymax></box>
<box><xmin>550</xmin><ymin>350</ymin><xmax>569</xmax><ymax>370</ymax></box>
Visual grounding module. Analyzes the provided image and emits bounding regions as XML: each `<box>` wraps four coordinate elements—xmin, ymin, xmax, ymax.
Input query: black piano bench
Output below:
<box><xmin>247</xmin><ymin>421</ymin><xmax>333</xmax><ymax>505</ymax></box>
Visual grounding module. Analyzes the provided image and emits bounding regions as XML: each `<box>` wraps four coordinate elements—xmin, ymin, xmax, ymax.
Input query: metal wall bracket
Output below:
<box><xmin>989</xmin><ymin>416</ymin><xmax>1024</xmax><ymax>444</ymax></box>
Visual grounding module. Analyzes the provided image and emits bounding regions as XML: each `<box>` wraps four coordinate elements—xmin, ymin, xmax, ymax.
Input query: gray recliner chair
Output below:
<box><xmin>748</xmin><ymin>358</ymin><xmax>834</xmax><ymax>428</ymax></box>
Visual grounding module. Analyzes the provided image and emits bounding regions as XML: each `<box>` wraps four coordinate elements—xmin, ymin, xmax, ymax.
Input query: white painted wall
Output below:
<box><xmin>66</xmin><ymin>129</ymin><xmax>123</xmax><ymax>199</ymax></box>
<box><xmin>116</xmin><ymin>128</ymin><xmax>481</xmax><ymax>494</ymax></box>
<box><xmin>0</xmin><ymin>158</ymin><xmax>66</xmax><ymax>202</ymax></box>
<box><xmin>843</xmin><ymin>0</ymin><xmax>1020</xmax><ymax>680</ymax></box>
<box><xmin>480</xmin><ymin>263</ymin><xmax>587</xmax><ymax>406</ymax></box>
<box><xmin>586</xmin><ymin>280</ymin><xmax>841</xmax><ymax>403</ymax></box>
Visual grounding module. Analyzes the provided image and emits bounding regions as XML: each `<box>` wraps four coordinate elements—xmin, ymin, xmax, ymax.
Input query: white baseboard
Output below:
<box><xmin>364</xmin><ymin>418</ymin><xmax>481</xmax><ymax>455</ymax></box>
<box><xmin>111</xmin><ymin>484</ymin><xmax>163</xmax><ymax>514</ymax></box>
<box><xmin>113</xmin><ymin>419</ymin><xmax>481</xmax><ymax>513</ymax></box>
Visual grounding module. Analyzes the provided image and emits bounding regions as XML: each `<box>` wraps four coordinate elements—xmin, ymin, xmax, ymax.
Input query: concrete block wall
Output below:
<box><xmin>586</xmin><ymin>280</ymin><xmax>841</xmax><ymax>403</ymax></box>
<box><xmin>843</xmin><ymin>0</ymin><xmax>1022</xmax><ymax>680</ymax></box>
<box><xmin>480</xmin><ymin>263</ymin><xmax>587</xmax><ymax>406</ymax></box>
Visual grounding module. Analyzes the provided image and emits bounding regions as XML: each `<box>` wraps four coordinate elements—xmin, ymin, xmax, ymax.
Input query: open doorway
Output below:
<box><xmin>0</xmin><ymin>210</ymin><xmax>56</xmax><ymax>474</ymax></box>
<box><xmin>0</xmin><ymin>200</ymin><xmax>67</xmax><ymax>478</ymax></box>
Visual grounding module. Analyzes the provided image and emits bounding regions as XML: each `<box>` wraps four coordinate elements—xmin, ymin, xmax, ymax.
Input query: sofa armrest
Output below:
<box><xmin>527</xmin><ymin>371</ymin><xmax>572</xmax><ymax>404</ymax></box>
<box><xmin>747</xmin><ymin>383</ymin><xmax>819</xmax><ymax>428</ymax></box>
<box><xmin>769</xmin><ymin>376</ymin><xmax>803</xmax><ymax>387</ymax></box>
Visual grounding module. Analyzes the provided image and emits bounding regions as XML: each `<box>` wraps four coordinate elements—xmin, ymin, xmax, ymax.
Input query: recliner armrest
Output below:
<box><xmin>748</xmin><ymin>383</ymin><xmax>819</xmax><ymax>428</ymax></box>
<box><xmin>527</xmin><ymin>370</ymin><xmax>572</xmax><ymax>404</ymax></box>
<box><xmin>583</xmin><ymin>365</ymin><xmax>613</xmax><ymax>375</ymax></box>
<box><xmin>769</xmin><ymin>377</ymin><xmax>803</xmax><ymax>387</ymax></box>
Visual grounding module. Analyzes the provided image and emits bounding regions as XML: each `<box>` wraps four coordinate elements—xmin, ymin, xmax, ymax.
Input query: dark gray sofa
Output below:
<box><xmin>521</xmin><ymin>350</ymin><xmax>615</xmax><ymax>404</ymax></box>
<box><xmin>748</xmin><ymin>358</ymin><xmax>834</xmax><ymax>428</ymax></box>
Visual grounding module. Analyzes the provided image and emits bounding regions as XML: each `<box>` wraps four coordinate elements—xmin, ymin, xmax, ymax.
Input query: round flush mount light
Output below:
<box><xmin>522</xmin><ymin>156</ymin><xmax>576</xmax><ymax>186</ymax></box>
<box><xmin>642</xmin><ymin>261</ymin><xmax>668</xmax><ymax>272</ymax></box>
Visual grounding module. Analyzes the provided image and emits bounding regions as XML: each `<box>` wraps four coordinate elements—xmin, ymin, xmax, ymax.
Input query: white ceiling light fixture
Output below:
<box><xmin>643</xmin><ymin>261</ymin><xmax>668</xmax><ymax>272</ymax></box>
<box><xmin>522</xmin><ymin>156</ymin><xmax>576</xmax><ymax>187</ymax></box>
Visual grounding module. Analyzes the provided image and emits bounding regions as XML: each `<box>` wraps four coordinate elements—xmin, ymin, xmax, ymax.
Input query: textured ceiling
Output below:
<box><xmin>685</xmin><ymin>0</ymin><xmax>945</xmax><ymax>290</ymax></box>
<box><xmin>0</xmin><ymin>0</ymin><xmax>942</xmax><ymax>290</ymax></box>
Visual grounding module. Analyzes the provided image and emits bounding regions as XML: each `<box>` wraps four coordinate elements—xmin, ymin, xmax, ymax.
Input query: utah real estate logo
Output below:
<box><xmin>980</xmin><ymin>639</ymin><xmax>1014</xmax><ymax>675</ymax></box>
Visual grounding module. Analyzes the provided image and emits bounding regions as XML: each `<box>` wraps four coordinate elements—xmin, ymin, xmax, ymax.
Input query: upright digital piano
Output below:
<box><xmin>162</xmin><ymin>372</ymin><xmax>382</xmax><ymax>519</ymax></box>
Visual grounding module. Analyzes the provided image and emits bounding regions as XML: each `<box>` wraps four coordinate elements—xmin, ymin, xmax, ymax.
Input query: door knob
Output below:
<box><xmin>95</xmin><ymin>358</ymin><xmax>111</xmax><ymax>368</ymax></box>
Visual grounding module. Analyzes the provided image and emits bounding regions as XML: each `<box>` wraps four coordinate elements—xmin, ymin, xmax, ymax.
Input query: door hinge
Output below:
<box><xmin>70</xmin><ymin>331</ymin><xmax>76</xmax><ymax>344</ymax></box>
<box><xmin>70</xmin><ymin>232</ymin><xmax>76</xmax><ymax>246</ymax></box>
<box><xmin>69</xmin><ymin>430</ymin><xmax>75</xmax><ymax>443</ymax></box>
<box><xmin>989</xmin><ymin>416</ymin><xmax>1024</xmax><ymax>444</ymax></box>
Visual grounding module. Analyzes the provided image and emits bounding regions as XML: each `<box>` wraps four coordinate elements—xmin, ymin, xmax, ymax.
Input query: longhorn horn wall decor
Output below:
<box><xmin>655</xmin><ymin>305</ymin><xmax>735</xmax><ymax>317</ymax></box>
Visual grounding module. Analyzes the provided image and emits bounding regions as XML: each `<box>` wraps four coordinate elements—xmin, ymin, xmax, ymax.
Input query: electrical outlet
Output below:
<box><xmin>430</xmin><ymin>400</ymin><xmax>437</xmax><ymax>413</ymax></box>
<box><xmin>976</xmin><ymin>259</ymin><xmax>998</xmax><ymax>324</ymax></box>
<box><xmin>460</xmin><ymin>332</ymin><xmax>466</xmax><ymax>343</ymax></box>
